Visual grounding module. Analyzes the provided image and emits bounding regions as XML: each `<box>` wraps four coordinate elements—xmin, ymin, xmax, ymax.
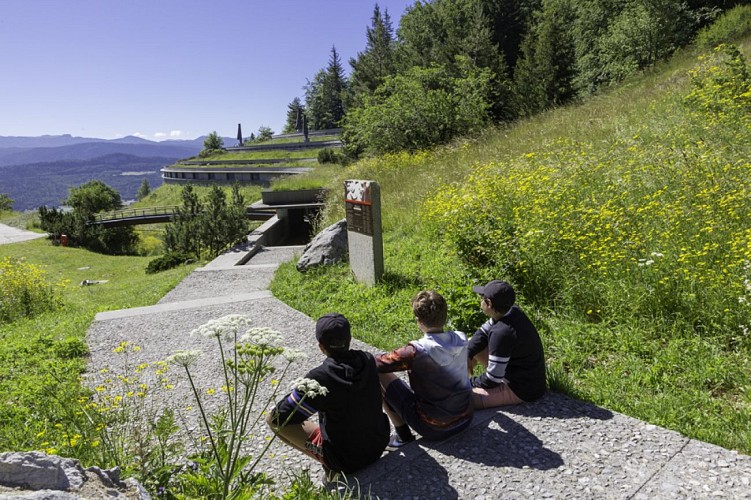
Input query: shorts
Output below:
<box><xmin>384</xmin><ymin>378</ymin><xmax>471</xmax><ymax>440</ymax></box>
<box><xmin>472</xmin><ymin>380</ymin><xmax>524</xmax><ymax>409</ymax></box>
<box><xmin>304</xmin><ymin>426</ymin><xmax>329</xmax><ymax>467</ymax></box>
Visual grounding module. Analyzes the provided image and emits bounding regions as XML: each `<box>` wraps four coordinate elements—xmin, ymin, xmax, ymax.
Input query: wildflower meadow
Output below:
<box><xmin>274</xmin><ymin>42</ymin><xmax>751</xmax><ymax>453</ymax></box>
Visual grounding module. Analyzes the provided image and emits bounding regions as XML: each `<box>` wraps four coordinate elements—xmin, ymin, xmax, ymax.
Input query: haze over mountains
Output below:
<box><xmin>0</xmin><ymin>134</ymin><xmax>237</xmax><ymax>210</ymax></box>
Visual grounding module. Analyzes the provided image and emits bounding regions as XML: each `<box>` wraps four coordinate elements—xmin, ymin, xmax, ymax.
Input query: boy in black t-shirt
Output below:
<box><xmin>468</xmin><ymin>280</ymin><xmax>546</xmax><ymax>409</ymax></box>
<box><xmin>266</xmin><ymin>313</ymin><xmax>389</xmax><ymax>478</ymax></box>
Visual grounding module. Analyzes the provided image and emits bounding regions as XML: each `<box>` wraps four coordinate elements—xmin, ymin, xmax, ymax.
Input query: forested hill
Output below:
<box><xmin>2</xmin><ymin>154</ymin><xmax>172</xmax><ymax>210</ymax></box>
<box><xmin>295</xmin><ymin>0</ymin><xmax>748</xmax><ymax>157</ymax></box>
<box><xmin>0</xmin><ymin>139</ymin><xmax>198</xmax><ymax>167</ymax></box>
<box><xmin>0</xmin><ymin>134</ymin><xmax>237</xmax><ymax>210</ymax></box>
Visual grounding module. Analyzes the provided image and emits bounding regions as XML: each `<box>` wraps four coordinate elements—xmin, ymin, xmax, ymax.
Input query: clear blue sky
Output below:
<box><xmin>0</xmin><ymin>0</ymin><xmax>414</xmax><ymax>141</ymax></box>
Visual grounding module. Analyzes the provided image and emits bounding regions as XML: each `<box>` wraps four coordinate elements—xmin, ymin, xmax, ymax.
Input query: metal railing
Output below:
<box><xmin>93</xmin><ymin>206</ymin><xmax>180</xmax><ymax>223</ymax></box>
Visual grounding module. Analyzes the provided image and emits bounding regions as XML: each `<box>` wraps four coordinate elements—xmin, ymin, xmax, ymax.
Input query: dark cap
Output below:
<box><xmin>472</xmin><ymin>280</ymin><xmax>516</xmax><ymax>311</ymax></box>
<box><xmin>315</xmin><ymin>313</ymin><xmax>351</xmax><ymax>351</ymax></box>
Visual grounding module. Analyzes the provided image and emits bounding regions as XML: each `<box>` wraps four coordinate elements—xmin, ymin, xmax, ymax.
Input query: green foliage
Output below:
<box><xmin>256</xmin><ymin>125</ymin><xmax>274</xmax><ymax>142</ymax></box>
<box><xmin>395</xmin><ymin>0</ymin><xmax>514</xmax><ymax>121</ymax></box>
<box><xmin>283</xmin><ymin>97</ymin><xmax>305</xmax><ymax>134</ymax></box>
<box><xmin>343</xmin><ymin>62</ymin><xmax>492</xmax><ymax>154</ymax></box>
<box><xmin>163</xmin><ymin>183</ymin><xmax>249</xmax><ymax>260</ymax></box>
<box><xmin>203</xmin><ymin>131</ymin><xmax>224</xmax><ymax>152</ymax></box>
<box><xmin>685</xmin><ymin>43</ymin><xmax>751</xmax><ymax>125</ymax></box>
<box><xmin>0</xmin><ymin>256</ymin><xmax>62</xmax><ymax>323</ymax></box>
<box><xmin>66</xmin><ymin>180</ymin><xmax>123</xmax><ymax>214</ymax></box>
<box><xmin>0</xmin><ymin>193</ymin><xmax>14</xmax><ymax>212</ymax></box>
<box><xmin>305</xmin><ymin>47</ymin><xmax>348</xmax><ymax>130</ymax></box>
<box><xmin>146</xmin><ymin>252</ymin><xmax>193</xmax><ymax>274</ymax></box>
<box><xmin>164</xmin><ymin>315</ymin><xmax>323</xmax><ymax>498</ymax></box>
<box><xmin>695</xmin><ymin>4</ymin><xmax>751</xmax><ymax>50</ymax></box>
<box><xmin>0</xmin><ymin>238</ymin><xmax>197</xmax><ymax>459</ymax></box>
<box><xmin>348</xmin><ymin>4</ymin><xmax>396</xmax><ymax>108</ymax></box>
<box><xmin>39</xmin><ymin>181</ymin><xmax>139</xmax><ymax>255</ymax></box>
<box><xmin>317</xmin><ymin>147</ymin><xmax>343</xmax><ymax>164</ymax></box>
<box><xmin>136</xmin><ymin>178</ymin><xmax>151</xmax><ymax>201</ymax></box>
<box><xmin>514</xmin><ymin>0</ymin><xmax>577</xmax><ymax>115</ymax></box>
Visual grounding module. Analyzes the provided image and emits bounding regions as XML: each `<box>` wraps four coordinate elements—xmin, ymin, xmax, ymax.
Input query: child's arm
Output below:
<box><xmin>471</xmin><ymin>324</ymin><xmax>512</xmax><ymax>388</ymax></box>
<box><xmin>375</xmin><ymin>344</ymin><xmax>417</xmax><ymax>372</ymax></box>
<box><xmin>268</xmin><ymin>388</ymin><xmax>319</xmax><ymax>426</ymax></box>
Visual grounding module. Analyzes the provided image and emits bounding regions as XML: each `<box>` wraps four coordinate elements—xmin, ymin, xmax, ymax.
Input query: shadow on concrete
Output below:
<box><xmin>349</xmin><ymin>449</ymin><xmax>460</xmax><ymax>499</ymax></box>
<box><xmin>422</xmin><ymin>412</ymin><xmax>564</xmax><ymax>470</ymax></box>
<box><xmin>501</xmin><ymin>391</ymin><xmax>614</xmax><ymax>421</ymax></box>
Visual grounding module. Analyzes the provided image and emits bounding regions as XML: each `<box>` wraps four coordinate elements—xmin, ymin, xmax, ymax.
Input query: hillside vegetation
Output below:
<box><xmin>271</xmin><ymin>37</ymin><xmax>751</xmax><ymax>453</ymax></box>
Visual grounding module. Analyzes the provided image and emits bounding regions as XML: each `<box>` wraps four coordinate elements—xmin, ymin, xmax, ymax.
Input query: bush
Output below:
<box><xmin>317</xmin><ymin>147</ymin><xmax>343</xmax><ymax>164</ymax></box>
<box><xmin>424</xmin><ymin>96</ymin><xmax>751</xmax><ymax>350</ymax></box>
<box><xmin>146</xmin><ymin>252</ymin><xmax>193</xmax><ymax>274</ymax></box>
<box><xmin>343</xmin><ymin>62</ymin><xmax>492</xmax><ymax>155</ymax></box>
<box><xmin>695</xmin><ymin>5</ymin><xmax>751</xmax><ymax>50</ymax></box>
<box><xmin>0</xmin><ymin>257</ymin><xmax>62</xmax><ymax>323</ymax></box>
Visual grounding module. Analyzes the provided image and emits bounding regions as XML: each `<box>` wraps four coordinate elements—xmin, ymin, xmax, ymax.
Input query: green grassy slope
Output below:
<box><xmin>271</xmin><ymin>38</ymin><xmax>751</xmax><ymax>454</ymax></box>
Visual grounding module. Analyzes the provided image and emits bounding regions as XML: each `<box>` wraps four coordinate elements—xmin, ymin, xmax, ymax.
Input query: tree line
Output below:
<box><xmin>286</xmin><ymin>0</ymin><xmax>743</xmax><ymax>156</ymax></box>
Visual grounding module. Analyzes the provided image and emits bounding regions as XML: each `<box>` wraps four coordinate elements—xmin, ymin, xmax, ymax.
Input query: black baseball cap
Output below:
<box><xmin>316</xmin><ymin>313</ymin><xmax>351</xmax><ymax>350</ymax></box>
<box><xmin>472</xmin><ymin>280</ymin><xmax>516</xmax><ymax>311</ymax></box>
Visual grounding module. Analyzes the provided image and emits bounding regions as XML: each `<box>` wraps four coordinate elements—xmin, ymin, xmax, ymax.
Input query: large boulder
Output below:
<box><xmin>0</xmin><ymin>451</ymin><xmax>150</xmax><ymax>499</ymax></box>
<box><xmin>296</xmin><ymin>219</ymin><xmax>348</xmax><ymax>272</ymax></box>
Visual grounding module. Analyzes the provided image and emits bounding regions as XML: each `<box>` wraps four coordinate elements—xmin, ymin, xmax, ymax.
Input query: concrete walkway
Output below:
<box><xmin>86</xmin><ymin>244</ymin><xmax>751</xmax><ymax>499</ymax></box>
<box><xmin>0</xmin><ymin>223</ymin><xmax>46</xmax><ymax>245</ymax></box>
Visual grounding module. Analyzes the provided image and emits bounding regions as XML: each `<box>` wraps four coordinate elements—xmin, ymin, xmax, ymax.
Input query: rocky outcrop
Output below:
<box><xmin>296</xmin><ymin>219</ymin><xmax>348</xmax><ymax>272</ymax></box>
<box><xmin>0</xmin><ymin>452</ymin><xmax>150</xmax><ymax>499</ymax></box>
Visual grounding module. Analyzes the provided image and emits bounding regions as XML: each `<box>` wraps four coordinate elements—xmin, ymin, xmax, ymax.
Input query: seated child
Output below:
<box><xmin>376</xmin><ymin>290</ymin><xmax>473</xmax><ymax>448</ymax></box>
<box><xmin>266</xmin><ymin>313</ymin><xmax>390</xmax><ymax>478</ymax></box>
<box><xmin>468</xmin><ymin>280</ymin><xmax>546</xmax><ymax>409</ymax></box>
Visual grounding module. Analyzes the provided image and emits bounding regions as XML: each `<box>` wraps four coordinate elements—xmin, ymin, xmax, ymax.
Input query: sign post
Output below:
<box><xmin>344</xmin><ymin>180</ymin><xmax>383</xmax><ymax>285</ymax></box>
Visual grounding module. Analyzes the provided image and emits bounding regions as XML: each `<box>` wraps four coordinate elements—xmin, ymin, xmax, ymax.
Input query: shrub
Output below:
<box><xmin>0</xmin><ymin>257</ymin><xmax>63</xmax><ymax>323</ymax></box>
<box><xmin>694</xmin><ymin>5</ymin><xmax>751</xmax><ymax>50</ymax></box>
<box><xmin>343</xmin><ymin>62</ymin><xmax>492</xmax><ymax>155</ymax></box>
<box><xmin>685</xmin><ymin>44</ymin><xmax>751</xmax><ymax>127</ymax></box>
<box><xmin>146</xmin><ymin>252</ymin><xmax>193</xmax><ymax>274</ymax></box>
<box><xmin>317</xmin><ymin>147</ymin><xmax>343</xmax><ymax>164</ymax></box>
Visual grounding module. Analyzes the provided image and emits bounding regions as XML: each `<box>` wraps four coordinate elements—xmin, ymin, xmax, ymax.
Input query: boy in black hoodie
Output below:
<box><xmin>266</xmin><ymin>313</ymin><xmax>389</xmax><ymax>477</ymax></box>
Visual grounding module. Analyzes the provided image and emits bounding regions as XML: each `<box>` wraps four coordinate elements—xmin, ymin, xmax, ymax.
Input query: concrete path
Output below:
<box><xmin>86</xmin><ymin>244</ymin><xmax>751</xmax><ymax>499</ymax></box>
<box><xmin>0</xmin><ymin>223</ymin><xmax>46</xmax><ymax>245</ymax></box>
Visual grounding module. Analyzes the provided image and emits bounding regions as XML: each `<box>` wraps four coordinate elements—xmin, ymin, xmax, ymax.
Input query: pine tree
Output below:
<box><xmin>305</xmin><ymin>46</ymin><xmax>348</xmax><ymax>130</ymax></box>
<box><xmin>348</xmin><ymin>5</ymin><xmax>396</xmax><ymax>105</ymax></box>
<box><xmin>283</xmin><ymin>97</ymin><xmax>305</xmax><ymax>134</ymax></box>
<box><xmin>136</xmin><ymin>178</ymin><xmax>151</xmax><ymax>201</ymax></box>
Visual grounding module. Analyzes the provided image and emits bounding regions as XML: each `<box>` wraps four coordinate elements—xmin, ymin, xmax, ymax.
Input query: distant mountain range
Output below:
<box><xmin>0</xmin><ymin>134</ymin><xmax>237</xmax><ymax>210</ymax></box>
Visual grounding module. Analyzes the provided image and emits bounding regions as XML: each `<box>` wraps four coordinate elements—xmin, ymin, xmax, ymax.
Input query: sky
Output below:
<box><xmin>0</xmin><ymin>0</ymin><xmax>415</xmax><ymax>142</ymax></box>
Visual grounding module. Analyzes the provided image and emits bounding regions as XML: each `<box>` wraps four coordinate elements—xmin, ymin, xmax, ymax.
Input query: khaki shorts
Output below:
<box><xmin>472</xmin><ymin>381</ymin><xmax>523</xmax><ymax>409</ymax></box>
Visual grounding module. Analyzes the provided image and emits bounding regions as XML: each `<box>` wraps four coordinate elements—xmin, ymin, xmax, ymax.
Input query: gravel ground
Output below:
<box><xmin>85</xmin><ymin>247</ymin><xmax>379</xmax><ymax>496</ymax></box>
<box><xmin>84</xmin><ymin>245</ymin><xmax>751</xmax><ymax>499</ymax></box>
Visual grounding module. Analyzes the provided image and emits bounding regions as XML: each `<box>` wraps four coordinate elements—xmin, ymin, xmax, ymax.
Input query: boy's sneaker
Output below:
<box><xmin>386</xmin><ymin>432</ymin><xmax>415</xmax><ymax>451</ymax></box>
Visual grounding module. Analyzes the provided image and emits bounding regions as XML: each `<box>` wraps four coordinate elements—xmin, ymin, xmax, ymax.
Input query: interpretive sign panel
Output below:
<box><xmin>344</xmin><ymin>180</ymin><xmax>383</xmax><ymax>285</ymax></box>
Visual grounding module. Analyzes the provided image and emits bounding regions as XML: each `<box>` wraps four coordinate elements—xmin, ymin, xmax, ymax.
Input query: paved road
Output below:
<box><xmin>84</xmin><ymin>244</ymin><xmax>751</xmax><ymax>499</ymax></box>
<box><xmin>0</xmin><ymin>223</ymin><xmax>46</xmax><ymax>245</ymax></box>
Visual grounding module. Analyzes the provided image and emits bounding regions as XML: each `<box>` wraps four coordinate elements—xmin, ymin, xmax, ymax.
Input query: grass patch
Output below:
<box><xmin>197</xmin><ymin>149</ymin><xmax>322</xmax><ymax>161</ymax></box>
<box><xmin>131</xmin><ymin>183</ymin><xmax>264</xmax><ymax>208</ymax></box>
<box><xmin>0</xmin><ymin>210</ymin><xmax>42</xmax><ymax>231</ymax></box>
<box><xmin>253</xmin><ymin>134</ymin><xmax>340</xmax><ymax>145</ymax></box>
<box><xmin>267</xmin><ymin>165</ymin><xmax>342</xmax><ymax>192</ymax></box>
<box><xmin>0</xmin><ymin>238</ymin><xmax>198</xmax><ymax>453</ymax></box>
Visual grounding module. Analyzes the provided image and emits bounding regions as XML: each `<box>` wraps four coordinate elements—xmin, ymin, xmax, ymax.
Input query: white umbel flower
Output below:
<box><xmin>282</xmin><ymin>348</ymin><xmax>308</xmax><ymax>362</ymax></box>
<box><xmin>191</xmin><ymin>315</ymin><xmax>252</xmax><ymax>340</ymax></box>
<box><xmin>240</xmin><ymin>327</ymin><xmax>284</xmax><ymax>347</ymax></box>
<box><xmin>290</xmin><ymin>377</ymin><xmax>329</xmax><ymax>398</ymax></box>
<box><xmin>167</xmin><ymin>350</ymin><xmax>201</xmax><ymax>368</ymax></box>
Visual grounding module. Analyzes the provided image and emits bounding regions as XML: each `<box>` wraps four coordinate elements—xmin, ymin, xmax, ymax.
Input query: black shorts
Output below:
<box><xmin>384</xmin><ymin>378</ymin><xmax>471</xmax><ymax>440</ymax></box>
